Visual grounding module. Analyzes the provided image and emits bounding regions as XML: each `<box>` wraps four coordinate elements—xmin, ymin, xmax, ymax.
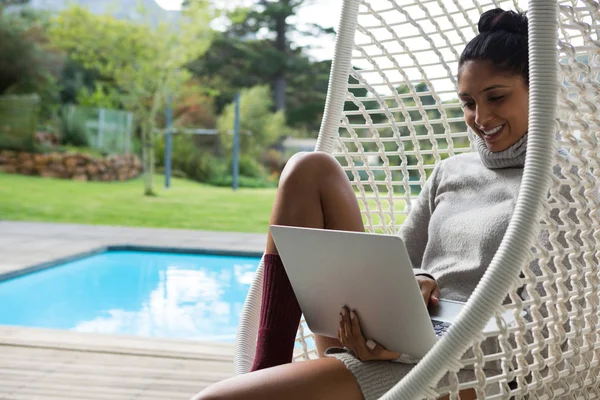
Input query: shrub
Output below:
<box><xmin>217</xmin><ymin>85</ymin><xmax>288</xmax><ymax>158</ymax></box>
<box><xmin>155</xmin><ymin>134</ymin><xmax>227</xmax><ymax>183</ymax></box>
<box><xmin>0</xmin><ymin>94</ymin><xmax>40</xmax><ymax>152</ymax></box>
<box><xmin>208</xmin><ymin>175</ymin><xmax>277</xmax><ymax>189</ymax></box>
<box><xmin>232</xmin><ymin>154</ymin><xmax>267</xmax><ymax>179</ymax></box>
<box><xmin>57</xmin><ymin>105</ymin><xmax>88</xmax><ymax>147</ymax></box>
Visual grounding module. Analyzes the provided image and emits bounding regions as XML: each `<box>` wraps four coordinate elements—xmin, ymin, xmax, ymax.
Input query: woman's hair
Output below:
<box><xmin>458</xmin><ymin>8</ymin><xmax>529</xmax><ymax>84</ymax></box>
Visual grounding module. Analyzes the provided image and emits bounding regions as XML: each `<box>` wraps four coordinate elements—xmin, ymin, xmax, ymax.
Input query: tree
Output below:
<box><xmin>0</xmin><ymin>0</ymin><xmax>28</xmax><ymax>8</ymax></box>
<box><xmin>187</xmin><ymin>3</ymin><xmax>333</xmax><ymax>134</ymax></box>
<box><xmin>189</xmin><ymin>0</ymin><xmax>333</xmax><ymax>115</ymax></box>
<box><xmin>217</xmin><ymin>85</ymin><xmax>287</xmax><ymax>158</ymax></box>
<box><xmin>49</xmin><ymin>2</ymin><xmax>213</xmax><ymax>195</ymax></box>
<box><xmin>0</xmin><ymin>8</ymin><xmax>62</xmax><ymax>121</ymax></box>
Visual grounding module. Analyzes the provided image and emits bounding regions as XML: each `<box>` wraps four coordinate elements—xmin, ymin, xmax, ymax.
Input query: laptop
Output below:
<box><xmin>270</xmin><ymin>225</ymin><xmax>509</xmax><ymax>360</ymax></box>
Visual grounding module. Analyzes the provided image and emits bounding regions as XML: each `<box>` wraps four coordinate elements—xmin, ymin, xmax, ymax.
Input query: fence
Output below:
<box><xmin>72</xmin><ymin>106</ymin><xmax>134</xmax><ymax>155</ymax></box>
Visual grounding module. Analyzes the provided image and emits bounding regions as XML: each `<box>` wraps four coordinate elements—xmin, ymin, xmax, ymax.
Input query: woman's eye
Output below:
<box><xmin>462</xmin><ymin>102</ymin><xmax>475</xmax><ymax>110</ymax></box>
<box><xmin>488</xmin><ymin>95</ymin><xmax>504</xmax><ymax>102</ymax></box>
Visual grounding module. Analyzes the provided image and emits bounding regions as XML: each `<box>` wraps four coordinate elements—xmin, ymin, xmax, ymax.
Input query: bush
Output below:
<box><xmin>155</xmin><ymin>134</ymin><xmax>227</xmax><ymax>183</ymax></box>
<box><xmin>0</xmin><ymin>94</ymin><xmax>40</xmax><ymax>152</ymax></box>
<box><xmin>217</xmin><ymin>85</ymin><xmax>288</xmax><ymax>158</ymax></box>
<box><xmin>208</xmin><ymin>175</ymin><xmax>277</xmax><ymax>189</ymax></box>
<box><xmin>232</xmin><ymin>154</ymin><xmax>267</xmax><ymax>179</ymax></box>
<box><xmin>57</xmin><ymin>105</ymin><xmax>88</xmax><ymax>147</ymax></box>
<box><xmin>155</xmin><ymin>134</ymin><xmax>276</xmax><ymax>187</ymax></box>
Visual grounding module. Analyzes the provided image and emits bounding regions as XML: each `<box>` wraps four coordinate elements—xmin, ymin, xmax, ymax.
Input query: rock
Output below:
<box><xmin>2</xmin><ymin>150</ymin><xmax>143</xmax><ymax>182</ymax></box>
<box><xmin>50</xmin><ymin>152</ymin><xmax>63</xmax><ymax>163</ymax></box>
<box><xmin>64</xmin><ymin>156</ymin><xmax>79</xmax><ymax>170</ymax></box>
<box><xmin>33</xmin><ymin>154</ymin><xmax>50</xmax><ymax>168</ymax></box>
<box><xmin>40</xmin><ymin>169</ymin><xmax>61</xmax><ymax>179</ymax></box>
<box><xmin>1</xmin><ymin>150</ymin><xmax>16</xmax><ymax>159</ymax></box>
<box><xmin>73</xmin><ymin>174</ymin><xmax>88</xmax><ymax>182</ymax></box>
<box><xmin>86</xmin><ymin>164</ymin><xmax>99</xmax><ymax>176</ymax></box>
<box><xmin>17</xmin><ymin>152</ymin><xmax>32</xmax><ymax>162</ymax></box>
<box><xmin>0</xmin><ymin>165</ymin><xmax>17</xmax><ymax>173</ymax></box>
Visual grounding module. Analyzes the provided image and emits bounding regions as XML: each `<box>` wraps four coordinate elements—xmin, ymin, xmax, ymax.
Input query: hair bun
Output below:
<box><xmin>478</xmin><ymin>8</ymin><xmax>528</xmax><ymax>35</ymax></box>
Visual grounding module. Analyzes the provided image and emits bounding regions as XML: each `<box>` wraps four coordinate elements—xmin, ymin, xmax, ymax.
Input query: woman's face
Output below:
<box><xmin>458</xmin><ymin>60</ymin><xmax>529</xmax><ymax>152</ymax></box>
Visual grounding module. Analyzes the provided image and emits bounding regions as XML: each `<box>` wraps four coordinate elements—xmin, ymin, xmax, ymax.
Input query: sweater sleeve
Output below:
<box><xmin>398</xmin><ymin>162</ymin><xmax>444</xmax><ymax>280</ymax></box>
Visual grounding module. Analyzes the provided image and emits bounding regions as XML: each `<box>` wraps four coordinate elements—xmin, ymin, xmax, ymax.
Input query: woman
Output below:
<box><xmin>195</xmin><ymin>7</ymin><xmax>529</xmax><ymax>400</ymax></box>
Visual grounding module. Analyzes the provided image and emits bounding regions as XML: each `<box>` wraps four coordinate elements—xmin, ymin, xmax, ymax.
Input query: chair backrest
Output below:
<box><xmin>236</xmin><ymin>0</ymin><xmax>600</xmax><ymax>397</ymax></box>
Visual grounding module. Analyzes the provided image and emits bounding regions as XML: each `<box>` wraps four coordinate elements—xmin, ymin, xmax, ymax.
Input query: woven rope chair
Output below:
<box><xmin>235</xmin><ymin>0</ymin><xmax>600</xmax><ymax>398</ymax></box>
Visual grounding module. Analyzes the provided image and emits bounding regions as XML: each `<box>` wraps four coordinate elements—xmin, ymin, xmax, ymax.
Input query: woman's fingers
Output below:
<box><xmin>431</xmin><ymin>285</ymin><xmax>441</xmax><ymax>306</ymax></box>
<box><xmin>342</xmin><ymin>307</ymin><xmax>352</xmax><ymax>337</ymax></box>
<box><xmin>338</xmin><ymin>306</ymin><xmax>403</xmax><ymax>362</ymax></box>
<box><xmin>350</xmin><ymin>310</ymin><xmax>363</xmax><ymax>337</ymax></box>
<box><xmin>366</xmin><ymin>339</ymin><xmax>402</xmax><ymax>361</ymax></box>
<box><xmin>417</xmin><ymin>277</ymin><xmax>441</xmax><ymax>307</ymax></box>
<box><xmin>421</xmin><ymin>283</ymin><xmax>434</xmax><ymax>306</ymax></box>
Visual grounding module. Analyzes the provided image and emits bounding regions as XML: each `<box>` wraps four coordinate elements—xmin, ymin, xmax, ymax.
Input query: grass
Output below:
<box><xmin>0</xmin><ymin>173</ymin><xmax>277</xmax><ymax>233</ymax></box>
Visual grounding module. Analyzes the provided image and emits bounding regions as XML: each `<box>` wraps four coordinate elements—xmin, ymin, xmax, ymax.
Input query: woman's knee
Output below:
<box><xmin>190</xmin><ymin>383</ymin><xmax>228</xmax><ymax>400</ymax></box>
<box><xmin>280</xmin><ymin>151</ymin><xmax>344</xmax><ymax>188</ymax></box>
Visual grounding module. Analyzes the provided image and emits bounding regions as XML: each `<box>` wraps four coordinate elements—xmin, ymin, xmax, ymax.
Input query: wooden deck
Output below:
<box><xmin>0</xmin><ymin>326</ymin><xmax>234</xmax><ymax>400</ymax></box>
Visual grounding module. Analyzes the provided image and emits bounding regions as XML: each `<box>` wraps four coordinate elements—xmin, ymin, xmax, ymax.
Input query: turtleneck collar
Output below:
<box><xmin>476</xmin><ymin>133</ymin><xmax>527</xmax><ymax>169</ymax></box>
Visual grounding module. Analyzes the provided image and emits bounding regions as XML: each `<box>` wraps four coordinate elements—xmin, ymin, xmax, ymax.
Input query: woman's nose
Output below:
<box><xmin>474</xmin><ymin>105</ymin><xmax>493</xmax><ymax>128</ymax></box>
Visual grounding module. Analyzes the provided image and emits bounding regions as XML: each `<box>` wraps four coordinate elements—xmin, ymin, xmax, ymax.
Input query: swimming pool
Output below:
<box><xmin>0</xmin><ymin>250</ymin><xmax>261</xmax><ymax>342</ymax></box>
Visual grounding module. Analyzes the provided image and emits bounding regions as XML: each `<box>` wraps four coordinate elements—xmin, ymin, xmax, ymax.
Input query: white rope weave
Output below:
<box><xmin>235</xmin><ymin>0</ymin><xmax>600</xmax><ymax>398</ymax></box>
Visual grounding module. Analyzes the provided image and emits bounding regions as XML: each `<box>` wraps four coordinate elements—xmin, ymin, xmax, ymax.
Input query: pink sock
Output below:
<box><xmin>250</xmin><ymin>253</ymin><xmax>302</xmax><ymax>371</ymax></box>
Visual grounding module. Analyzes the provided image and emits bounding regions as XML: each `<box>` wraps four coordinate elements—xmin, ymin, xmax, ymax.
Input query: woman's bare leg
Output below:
<box><xmin>194</xmin><ymin>358</ymin><xmax>363</xmax><ymax>400</ymax></box>
<box><xmin>266</xmin><ymin>151</ymin><xmax>364</xmax><ymax>253</ymax></box>
<box><xmin>192</xmin><ymin>357</ymin><xmax>477</xmax><ymax>400</ymax></box>
<box><xmin>265</xmin><ymin>151</ymin><xmax>364</xmax><ymax>355</ymax></box>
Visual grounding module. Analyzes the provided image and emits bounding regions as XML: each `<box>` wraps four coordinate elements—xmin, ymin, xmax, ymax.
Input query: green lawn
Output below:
<box><xmin>0</xmin><ymin>173</ymin><xmax>276</xmax><ymax>233</ymax></box>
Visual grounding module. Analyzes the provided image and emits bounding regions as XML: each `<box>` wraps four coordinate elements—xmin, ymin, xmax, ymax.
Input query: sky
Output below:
<box><xmin>155</xmin><ymin>0</ymin><xmax>341</xmax><ymax>61</ymax></box>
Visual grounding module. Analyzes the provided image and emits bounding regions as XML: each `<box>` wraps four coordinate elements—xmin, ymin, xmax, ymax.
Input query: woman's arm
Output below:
<box><xmin>398</xmin><ymin>162</ymin><xmax>444</xmax><ymax>278</ymax></box>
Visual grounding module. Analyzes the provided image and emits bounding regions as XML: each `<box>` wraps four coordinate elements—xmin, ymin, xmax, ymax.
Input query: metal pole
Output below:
<box><xmin>232</xmin><ymin>92</ymin><xmax>240</xmax><ymax>191</ymax></box>
<box><xmin>98</xmin><ymin>108</ymin><xmax>105</xmax><ymax>149</ymax></box>
<box><xmin>165</xmin><ymin>94</ymin><xmax>173</xmax><ymax>189</ymax></box>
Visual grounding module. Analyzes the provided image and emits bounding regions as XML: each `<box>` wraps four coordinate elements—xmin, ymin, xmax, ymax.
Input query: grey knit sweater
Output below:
<box><xmin>402</xmin><ymin>135</ymin><xmax>528</xmax><ymax>301</ymax></box>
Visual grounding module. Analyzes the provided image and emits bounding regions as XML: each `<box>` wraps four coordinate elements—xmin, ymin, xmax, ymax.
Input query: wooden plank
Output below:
<box><xmin>0</xmin><ymin>328</ymin><xmax>234</xmax><ymax>400</ymax></box>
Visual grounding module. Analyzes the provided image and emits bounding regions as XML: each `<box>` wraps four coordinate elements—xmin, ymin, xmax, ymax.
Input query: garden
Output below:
<box><xmin>0</xmin><ymin>0</ymin><xmax>333</xmax><ymax>197</ymax></box>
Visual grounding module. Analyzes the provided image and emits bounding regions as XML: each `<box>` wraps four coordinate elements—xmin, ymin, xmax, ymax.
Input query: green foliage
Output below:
<box><xmin>208</xmin><ymin>175</ymin><xmax>276</xmax><ymax>189</ymax></box>
<box><xmin>170</xmin><ymin>80</ymin><xmax>217</xmax><ymax>129</ymax></box>
<box><xmin>187</xmin><ymin>0</ymin><xmax>334</xmax><ymax>133</ymax></box>
<box><xmin>56</xmin><ymin>105</ymin><xmax>89</xmax><ymax>147</ymax></box>
<box><xmin>155</xmin><ymin>133</ymin><xmax>273</xmax><ymax>188</ymax></box>
<box><xmin>49</xmin><ymin>2</ymin><xmax>214</xmax><ymax>195</ymax></box>
<box><xmin>155</xmin><ymin>134</ymin><xmax>227</xmax><ymax>183</ymax></box>
<box><xmin>234</xmin><ymin>154</ymin><xmax>267</xmax><ymax>179</ymax></box>
<box><xmin>217</xmin><ymin>85</ymin><xmax>287</xmax><ymax>158</ymax></box>
<box><xmin>56</xmin><ymin>145</ymin><xmax>104</xmax><ymax>158</ymax></box>
<box><xmin>0</xmin><ymin>94</ymin><xmax>40</xmax><ymax>152</ymax></box>
<box><xmin>58</xmin><ymin>60</ymin><xmax>101</xmax><ymax>105</ymax></box>
<box><xmin>76</xmin><ymin>82</ymin><xmax>122</xmax><ymax>109</ymax></box>
<box><xmin>0</xmin><ymin>9</ymin><xmax>62</xmax><ymax>121</ymax></box>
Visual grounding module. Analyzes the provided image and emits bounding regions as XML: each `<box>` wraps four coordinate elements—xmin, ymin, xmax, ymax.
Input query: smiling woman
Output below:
<box><xmin>457</xmin><ymin>9</ymin><xmax>530</xmax><ymax>153</ymax></box>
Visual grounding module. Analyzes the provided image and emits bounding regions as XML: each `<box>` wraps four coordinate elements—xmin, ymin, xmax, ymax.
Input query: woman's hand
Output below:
<box><xmin>416</xmin><ymin>275</ymin><xmax>440</xmax><ymax>307</ymax></box>
<box><xmin>338</xmin><ymin>306</ymin><xmax>401</xmax><ymax>362</ymax></box>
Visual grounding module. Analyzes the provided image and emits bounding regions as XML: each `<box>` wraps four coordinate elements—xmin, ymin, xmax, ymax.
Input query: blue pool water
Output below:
<box><xmin>0</xmin><ymin>250</ymin><xmax>261</xmax><ymax>342</ymax></box>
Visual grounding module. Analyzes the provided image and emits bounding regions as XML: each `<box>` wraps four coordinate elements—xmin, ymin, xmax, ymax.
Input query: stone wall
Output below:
<box><xmin>0</xmin><ymin>150</ymin><xmax>142</xmax><ymax>182</ymax></box>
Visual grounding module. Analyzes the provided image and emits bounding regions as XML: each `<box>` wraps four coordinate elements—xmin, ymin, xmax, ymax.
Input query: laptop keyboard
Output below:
<box><xmin>432</xmin><ymin>320</ymin><xmax>451</xmax><ymax>337</ymax></box>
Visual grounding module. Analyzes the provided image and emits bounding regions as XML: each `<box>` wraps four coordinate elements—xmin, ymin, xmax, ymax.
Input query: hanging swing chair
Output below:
<box><xmin>236</xmin><ymin>0</ymin><xmax>600</xmax><ymax>397</ymax></box>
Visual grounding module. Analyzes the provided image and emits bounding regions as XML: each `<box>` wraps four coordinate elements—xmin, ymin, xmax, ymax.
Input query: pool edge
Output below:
<box><xmin>0</xmin><ymin>245</ymin><xmax>264</xmax><ymax>283</ymax></box>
